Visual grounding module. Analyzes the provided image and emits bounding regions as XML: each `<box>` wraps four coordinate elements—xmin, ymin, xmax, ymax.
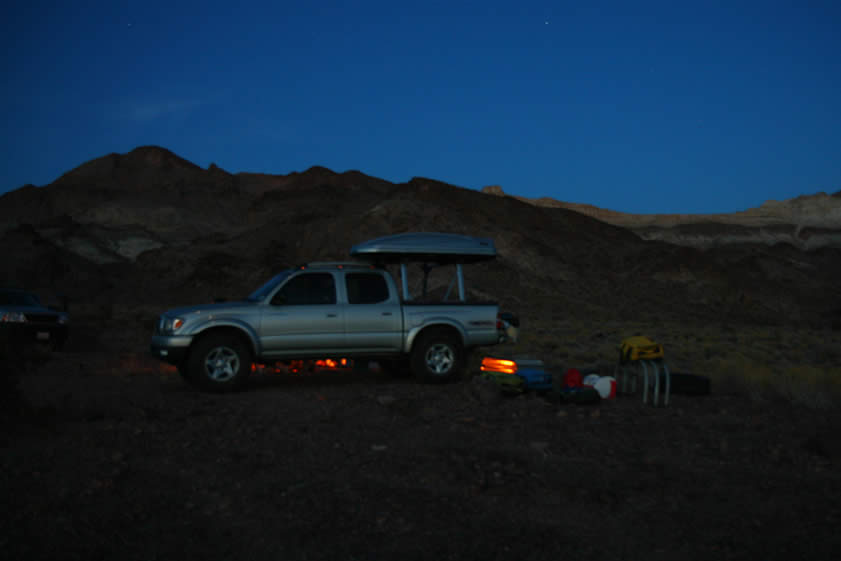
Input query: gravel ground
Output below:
<box><xmin>2</xmin><ymin>352</ymin><xmax>840</xmax><ymax>561</ymax></box>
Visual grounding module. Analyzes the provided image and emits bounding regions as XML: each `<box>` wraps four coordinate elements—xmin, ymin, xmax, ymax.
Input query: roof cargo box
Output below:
<box><xmin>350</xmin><ymin>232</ymin><xmax>496</xmax><ymax>264</ymax></box>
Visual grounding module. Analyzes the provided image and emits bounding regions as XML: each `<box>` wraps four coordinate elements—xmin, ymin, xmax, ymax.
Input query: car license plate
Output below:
<box><xmin>36</xmin><ymin>331</ymin><xmax>50</xmax><ymax>341</ymax></box>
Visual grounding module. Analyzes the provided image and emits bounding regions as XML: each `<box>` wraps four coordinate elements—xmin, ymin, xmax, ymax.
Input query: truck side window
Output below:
<box><xmin>272</xmin><ymin>273</ymin><xmax>336</xmax><ymax>305</ymax></box>
<box><xmin>345</xmin><ymin>273</ymin><xmax>390</xmax><ymax>304</ymax></box>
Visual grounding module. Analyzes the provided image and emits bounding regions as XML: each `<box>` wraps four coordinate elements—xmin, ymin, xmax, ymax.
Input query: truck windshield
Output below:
<box><xmin>246</xmin><ymin>271</ymin><xmax>293</xmax><ymax>302</ymax></box>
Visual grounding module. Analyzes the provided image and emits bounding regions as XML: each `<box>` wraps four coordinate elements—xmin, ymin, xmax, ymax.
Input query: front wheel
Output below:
<box><xmin>187</xmin><ymin>333</ymin><xmax>252</xmax><ymax>392</ymax></box>
<box><xmin>410</xmin><ymin>329</ymin><xmax>464</xmax><ymax>383</ymax></box>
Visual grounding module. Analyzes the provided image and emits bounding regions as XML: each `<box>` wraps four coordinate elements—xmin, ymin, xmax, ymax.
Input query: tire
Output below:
<box><xmin>410</xmin><ymin>328</ymin><xmax>464</xmax><ymax>383</ymax></box>
<box><xmin>187</xmin><ymin>332</ymin><xmax>252</xmax><ymax>392</ymax></box>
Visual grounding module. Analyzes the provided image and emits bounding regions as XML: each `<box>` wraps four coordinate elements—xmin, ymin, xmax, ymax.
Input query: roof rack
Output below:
<box><xmin>300</xmin><ymin>261</ymin><xmax>378</xmax><ymax>270</ymax></box>
<box><xmin>349</xmin><ymin>232</ymin><xmax>498</xmax><ymax>302</ymax></box>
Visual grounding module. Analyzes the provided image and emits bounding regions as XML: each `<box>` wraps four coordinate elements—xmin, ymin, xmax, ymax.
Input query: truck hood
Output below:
<box><xmin>0</xmin><ymin>303</ymin><xmax>67</xmax><ymax>320</ymax></box>
<box><xmin>162</xmin><ymin>300</ymin><xmax>260</xmax><ymax>318</ymax></box>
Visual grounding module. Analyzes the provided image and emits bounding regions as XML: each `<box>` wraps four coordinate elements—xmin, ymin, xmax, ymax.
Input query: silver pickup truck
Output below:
<box><xmin>150</xmin><ymin>233</ymin><xmax>515</xmax><ymax>391</ymax></box>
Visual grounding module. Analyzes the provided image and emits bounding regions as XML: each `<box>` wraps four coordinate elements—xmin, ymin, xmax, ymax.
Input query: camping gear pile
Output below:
<box><xmin>479</xmin><ymin>357</ymin><xmax>617</xmax><ymax>404</ymax></box>
<box><xmin>479</xmin><ymin>335</ymin><xmax>710</xmax><ymax>406</ymax></box>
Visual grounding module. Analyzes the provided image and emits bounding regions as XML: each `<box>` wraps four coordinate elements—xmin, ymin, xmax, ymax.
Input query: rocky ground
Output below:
<box><xmin>3</xmin><ymin>347</ymin><xmax>840</xmax><ymax>561</ymax></box>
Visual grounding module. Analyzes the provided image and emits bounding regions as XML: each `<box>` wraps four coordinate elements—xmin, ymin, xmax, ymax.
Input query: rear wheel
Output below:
<box><xmin>187</xmin><ymin>332</ymin><xmax>252</xmax><ymax>392</ymax></box>
<box><xmin>411</xmin><ymin>329</ymin><xmax>464</xmax><ymax>383</ymax></box>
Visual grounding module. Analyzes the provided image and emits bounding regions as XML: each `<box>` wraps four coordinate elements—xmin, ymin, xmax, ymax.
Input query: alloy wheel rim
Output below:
<box><xmin>205</xmin><ymin>346</ymin><xmax>240</xmax><ymax>382</ymax></box>
<box><xmin>425</xmin><ymin>343</ymin><xmax>454</xmax><ymax>375</ymax></box>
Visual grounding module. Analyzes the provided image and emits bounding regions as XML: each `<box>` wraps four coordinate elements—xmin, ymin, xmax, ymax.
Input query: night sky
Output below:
<box><xmin>2</xmin><ymin>0</ymin><xmax>839</xmax><ymax>213</ymax></box>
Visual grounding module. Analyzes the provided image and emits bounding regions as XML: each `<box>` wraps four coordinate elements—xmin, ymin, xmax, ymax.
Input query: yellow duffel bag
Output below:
<box><xmin>619</xmin><ymin>336</ymin><xmax>664</xmax><ymax>363</ymax></box>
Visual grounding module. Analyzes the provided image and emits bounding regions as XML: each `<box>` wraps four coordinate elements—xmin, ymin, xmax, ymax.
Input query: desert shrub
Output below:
<box><xmin>777</xmin><ymin>365</ymin><xmax>841</xmax><ymax>411</ymax></box>
<box><xmin>708</xmin><ymin>354</ymin><xmax>841</xmax><ymax>410</ymax></box>
<box><xmin>708</xmin><ymin>354</ymin><xmax>776</xmax><ymax>402</ymax></box>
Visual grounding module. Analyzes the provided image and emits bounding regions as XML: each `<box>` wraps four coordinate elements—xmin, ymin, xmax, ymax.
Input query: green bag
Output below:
<box><xmin>479</xmin><ymin>371</ymin><xmax>524</xmax><ymax>394</ymax></box>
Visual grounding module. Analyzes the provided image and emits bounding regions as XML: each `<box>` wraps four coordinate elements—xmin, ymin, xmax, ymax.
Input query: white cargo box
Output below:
<box><xmin>350</xmin><ymin>232</ymin><xmax>496</xmax><ymax>264</ymax></box>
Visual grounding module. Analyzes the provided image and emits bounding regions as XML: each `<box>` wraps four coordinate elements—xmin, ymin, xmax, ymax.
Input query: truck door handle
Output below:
<box><xmin>382</xmin><ymin>312</ymin><xmax>392</xmax><ymax>316</ymax></box>
<box><xmin>326</xmin><ymin>313</ymin><xmax>337</xmax><ymax>318</ymax></box>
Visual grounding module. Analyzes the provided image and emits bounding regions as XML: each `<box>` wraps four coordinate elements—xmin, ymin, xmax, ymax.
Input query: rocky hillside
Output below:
<box><xmin>482</xmin><ymin>186</ymin><xmax>841</xmax><ymax>250</ymax></box>
<box><xmin>1</xmin><ymin>147</ymin><xmax>840</xmax><ymax>349</ymax></box>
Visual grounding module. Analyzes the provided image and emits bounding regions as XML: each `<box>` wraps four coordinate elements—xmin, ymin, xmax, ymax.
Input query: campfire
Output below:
<box><xmin>252</xmin><ymin>359</ymin><xmax>353</xmax><ymax>374</ymax></box>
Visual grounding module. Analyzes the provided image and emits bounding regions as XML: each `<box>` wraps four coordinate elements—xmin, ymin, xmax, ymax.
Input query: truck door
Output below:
<box><xmin>342</xmin><ymin>271</ymin><xmax>402</xmax><ymax>351</ymax></box>
<box><xmin>259</xmin><ymin>272</ymin><xmax>345</xmax><ymax>356</ymax></box>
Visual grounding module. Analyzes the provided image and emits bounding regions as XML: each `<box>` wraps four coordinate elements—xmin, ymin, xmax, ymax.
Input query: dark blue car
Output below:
<box><xmin>0</xmin><ymin>289</ymin><xmax>69</xmax><ymax>350</ymax></box>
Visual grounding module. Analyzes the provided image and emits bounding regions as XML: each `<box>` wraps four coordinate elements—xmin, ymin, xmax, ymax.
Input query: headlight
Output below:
<box><xmin>0</xmin><ymin>311</ymin><xmax>27</xmax><ymax>323</ymax></box>
<box><xmin>158</xmin><ymin>317</ymin><xmax>185</xmax><ymax>333</ymax></box>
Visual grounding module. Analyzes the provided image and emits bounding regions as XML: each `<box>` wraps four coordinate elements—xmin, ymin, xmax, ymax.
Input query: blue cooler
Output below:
<box><xmin>481</xmin><ymin>357</ymin><xmax>552</xmax><ymax>391</ymax></box>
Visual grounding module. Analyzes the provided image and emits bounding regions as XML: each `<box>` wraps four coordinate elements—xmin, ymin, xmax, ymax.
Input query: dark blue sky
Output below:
<box><xmin>2</xmin><ymin>0</ymin><xmax>839</xmax><ymax>213</ymax></box>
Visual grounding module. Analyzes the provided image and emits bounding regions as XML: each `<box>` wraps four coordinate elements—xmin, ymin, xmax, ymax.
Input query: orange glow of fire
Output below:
<box><xmin>250</xmin><ymin>359</ymin><xmax>352</xmax><ymax>375</ymax></box>
<box><xmin>160</xmin><ymin>364</ymin><xmax>178</xmax><ymax>374</ymax></box>
<box><xmin>288</xmin><ymin>360</ymin><xmax>306</xmax><ymax>373</ymax></box>
<box><xmin>480</xmin><ymin>357</ymin><xmax>518</xmax><ymax>375</ymax></box>
<box><xmin>315</xmin><ymin>358</ymin><xmax>350</xmax><ymax>369</ymax></box>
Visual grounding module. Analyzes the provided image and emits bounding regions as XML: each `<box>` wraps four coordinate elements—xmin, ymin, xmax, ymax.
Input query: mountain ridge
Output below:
<box><xmin>481</xmin><ymin>185</ymin><xmax>841</xmax><ymax>249</ymax></box>
<box><xmin>1</xmin><ymin>145</ymin><xmax>839</xmax><ymax>334</ymax></box>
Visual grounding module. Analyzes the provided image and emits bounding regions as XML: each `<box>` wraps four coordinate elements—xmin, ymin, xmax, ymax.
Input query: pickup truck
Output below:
<box><xmin>150</xmin><ymin>233</ymin><xmax>514</xmax><ymax>392</ymax></box>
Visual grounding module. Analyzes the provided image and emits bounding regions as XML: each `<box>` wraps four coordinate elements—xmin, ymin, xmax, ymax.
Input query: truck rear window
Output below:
<box><xmin>345</xmin><ymin>273</ymin><xmax>389</xmax><ymax>304</ymax></box>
